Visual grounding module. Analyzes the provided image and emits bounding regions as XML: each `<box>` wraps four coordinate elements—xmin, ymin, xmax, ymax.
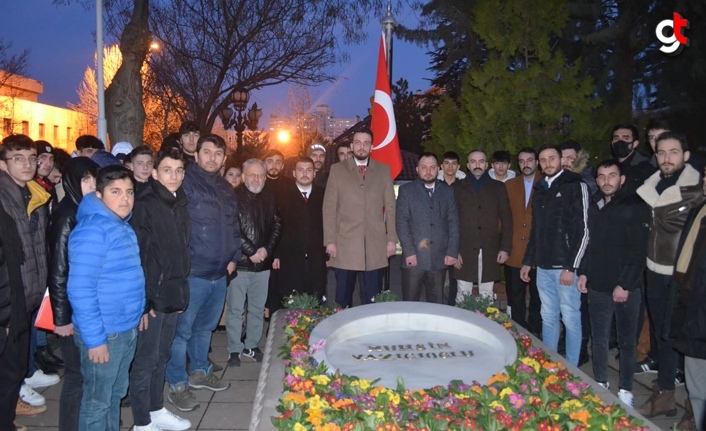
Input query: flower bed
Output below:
<box><xmin>273</xmin><ymin>304</ymin><xmax>649</xmax><ymax>431</ymax></box>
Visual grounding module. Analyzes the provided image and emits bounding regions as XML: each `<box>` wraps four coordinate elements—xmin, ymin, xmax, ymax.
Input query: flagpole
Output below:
<box><xmin>381</xmin><ymin>0</ymin><xmax>396</xmax><ymax>87</ymax></box>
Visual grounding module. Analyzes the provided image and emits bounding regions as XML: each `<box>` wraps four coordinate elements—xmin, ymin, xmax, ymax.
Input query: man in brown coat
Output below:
<box><xmin>452</xmin><ymin>150</ymin><xmax>512</xmax><ymax>300</ymax></box>
<box><xmin>323</xmin><ymin>128</ymin><xmax>398</xmax><ymax>308</ymax></box>
<box><xmin>504</xmin><ymin>147</ymin><xmax>542</xmax><ymax>336</ymax></box>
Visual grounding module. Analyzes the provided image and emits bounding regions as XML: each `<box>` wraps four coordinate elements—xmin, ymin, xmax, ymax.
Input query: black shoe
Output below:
<box><xmin>120</xmin><ymin>396</ymin><xmax>131</xmax><ymax>408</ymax></box>
<box><xmin>636</xmin><ymin>357</ymin><xmax>659</xmax><ymax>373</ymax></box>
<box><xmin>675</xmin><ymin>369</ymin><xmax>685</xmax><ymax>386</ymax></box>
<box><xmin>241</xmin><ymin>348</ymin><xmax>263</xmax><ymax>363</ymax></box>
<box><xmin>33</xmin><ymin>359</ymin><xmax>58</xmax><ymax>375</ymax></box>
<box><xmin>227</xmin><ymin>353</ymin><xmax>241</xmax><ymax>367</ymax></box>
<box><xmin>35</xmin><ymin>346</ymin><xmax>64</xmax><ymax>369</ymax></box>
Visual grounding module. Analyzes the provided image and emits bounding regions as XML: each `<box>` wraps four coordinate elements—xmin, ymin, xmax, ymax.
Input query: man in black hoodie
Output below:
<box><xmin>129</xmin><ymin>149</ymin><xmax>191</xmax><ymax>430</ymax></box>
<box><xmin>47</xmin><ymin>156</ymin><xmax>99</xmax><ymax>431</ymax></box>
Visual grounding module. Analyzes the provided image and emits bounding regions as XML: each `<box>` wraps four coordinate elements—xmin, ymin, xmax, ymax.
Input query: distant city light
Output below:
<box><xmin>277</xmin><ymin>130</ymin><xmax>291</xmax><ymax>143</ymax></box>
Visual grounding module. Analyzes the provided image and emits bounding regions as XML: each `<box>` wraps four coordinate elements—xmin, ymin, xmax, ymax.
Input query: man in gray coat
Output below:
<box><xmin>396</xmin><ymin>153</ymin><xmax>459</xmax><ymax>303</ymax></box>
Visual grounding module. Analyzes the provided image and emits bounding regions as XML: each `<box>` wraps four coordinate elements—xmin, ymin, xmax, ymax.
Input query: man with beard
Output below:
<box><xmin>165</xmin><ymin>134</ymin><xmax>239</xmax><ymax>412</ymax></box>
<box><xmin>504</xmin><ymin>148</ymin><xmax>542</xmax><ymax>336</ymax></box>
<box><xmin>323</xmin><ymin>128</ymin><xmax>397</xmax><ymax>308</ymax></box>
<box><xmin>451</xmin><ymin>150</ymin><xmax>512</xmax><ymax>301</ymax></box>
<box><xmin>610</xmin><ymin>124</ymin><xmax>655</xmax><ymax>194</ymax></box>
<box><xmin>578</xmin><ymin>160</ymin><xmax>650</xmax><ymax>408</ymax></box>
<box><xmin>396</xmin><ymin>153</ymin><xmax>459</xmax><ymax>303</ymax></box>
<box><xmin>262</xmin><ymin>149</ymin><xmax>292</xmax><ymax>196</ymax></box>
<box><xmin>636</xmin><ymin>132</ymin><xmax>704</xmax><ymax>418</ymax></box>
<box><xmin>226</xmin><ymin>159</ymin><xmax>281</xmax><ymax>367</ymax></box>
<box><xmin>308</xmin><ymin>143</ymin><xmax>328</xmax><ymax>188</ymax></box>
<box><xmin>269</xmin><ymin>157</ymin><xmax>326</xmax><ymax>313</ymax></box>
<box><xmin>521</xmin><ymin>144</ymin><xmax>589</xmax><ymax>366</ymax></box>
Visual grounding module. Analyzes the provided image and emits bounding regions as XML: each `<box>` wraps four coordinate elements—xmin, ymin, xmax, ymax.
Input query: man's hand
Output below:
<box><xmin>405</xmin><ymin>255</ymin><xmax>417</xmax><ymax>268</ymax></box>
<box><xmin>326</xmin><ymin>244</ymin><xmax>337</xmax><ymax>259</ymax></box>
<box><xmin>577</xmin><ymin>275</ymin><xmax>588</xmax><ymax>293</ymax></box>
<box><xmin>386</xmin><ymin>242</ymin><xmax>397</xmax><ymax>258</ymax></box>
<box><xmin>227</xmin><ymin>262</ymin><xmax>236</xmax><ymax>275</ymax></box>
<box><xmin>272</xmin><ymin>258</ymin><xmax>281</xmax><ymax>270</ymax></box>
<box><xmin>88</xmin><ymin>344</ymin><xmax>109</xmax><ymax>364</ymax></box>
<box><xmin>560</xmin><ymin>270</ymin><xmax>575</xmax><ymax>286</ymax></box>
<box><xmin>257</xmin><ymin>247</ymin><xmax>268</xmax><ymax>259</ymax></box>
<box><xmin>520</xmin><ymin>265</ymin><xmax>531</xmax><ymax>283</ymax></box>
<box><xmin>496</xmin><ymin>251</ymin><xmax>509</xmax><ymax>264</ymax></box>
<box><xmin>454</xmin><ymin>254</ymin><xmax>463</xmax><ymax>270</ymax></box>
<box><xmin>138</xmin><ymin>309</ymin><xmax>156</xmax><ymax>331</ymax></box>
<box><xmin>444</xmin><ymin>256</ymin><xmax>457</xmax><ymax>266</ymax></box>
<box><xmin>54</xmin><ymin>323</ymin><xmax>73</xmax><ymax>337</ymax></box>
<box><xmin>613</xmin><ymin>285</ymin><xmax>629</xmax><ymax>303</ymax></box>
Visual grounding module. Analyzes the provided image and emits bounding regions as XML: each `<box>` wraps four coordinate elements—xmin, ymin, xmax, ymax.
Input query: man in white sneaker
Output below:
<box><xmin>0</xmin><ymin>135</ymin><xmax>54</xmax><ymax>421</ymax></box>
<box><xmin>577</xmin><ymin>160</ymin><xmax>650</xmax><ymax>408</ymax></box>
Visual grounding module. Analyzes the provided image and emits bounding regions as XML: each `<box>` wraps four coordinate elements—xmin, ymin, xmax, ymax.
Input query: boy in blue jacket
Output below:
<box><xmin>68</xmin><ymin>165</ymin><xmax>145</xmax><ymax>431</ymax></box>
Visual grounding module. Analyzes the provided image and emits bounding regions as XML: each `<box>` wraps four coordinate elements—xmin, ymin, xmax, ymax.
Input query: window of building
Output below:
<box><xmin>53</xmin><ymin>125</ymin><xmax>59</xmax><ymax>141</ymax></box>
<box><xmin>66</xmin><ymin>127</ymin><xmax>72</xmax><ymax>142</ymax></box>
<box><xmin>21</xmin><ymin>121</ymin><xmax>29</xmax><ymax>135</ymax></box>
<box><xmin>3</xmin><ymin>118</ymin><xmax>11</xmax><ymax>135</ymax></box>
<box><xmin>39</xmin><ymin>123</ymin><xmax>45</xmax><ymax>139</ymax></box>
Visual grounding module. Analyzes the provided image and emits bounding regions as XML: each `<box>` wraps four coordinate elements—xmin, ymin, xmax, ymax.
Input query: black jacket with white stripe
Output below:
<box><xmin>522</xmin><ymin>170</ymin><xmax>589</xmax><ymax>271</ymax></box>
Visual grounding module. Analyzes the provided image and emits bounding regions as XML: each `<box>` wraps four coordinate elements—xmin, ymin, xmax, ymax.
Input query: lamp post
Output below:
<box><xmin>219</xmin><ymin>88</ymin><xmax>263</xmax><ymax>158</ymax></box>
<box><xmin>381</xmin><ymin>0</ymin><xmax>397</xmax><ymax>86</ymax></box>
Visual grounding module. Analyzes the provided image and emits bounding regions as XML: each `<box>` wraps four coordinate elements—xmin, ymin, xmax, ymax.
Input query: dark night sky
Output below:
<box><xmin>0</xmin><ymin>1</ymin><xmax>432</xmax><ymax>128</ymax></box>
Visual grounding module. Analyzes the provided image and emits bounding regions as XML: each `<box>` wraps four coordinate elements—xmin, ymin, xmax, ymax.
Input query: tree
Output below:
<box><xmin>428</xmin><ymin>0</ymin><xmax>600</xmax><ymax>157</ymax></box>
<box><xmin>69</xmin><ymin>44</ymin><xmax>184</xmax><ymax>149</ymax></box>
<box><xmin>391</xmin><ymin>78</ymin><xmax>435</xmax><ymax>154</ymax></box>
<box><xmin>0</xmin><ymin>38</ymin><xmax>30</xmax><ymax>135</ymax></box>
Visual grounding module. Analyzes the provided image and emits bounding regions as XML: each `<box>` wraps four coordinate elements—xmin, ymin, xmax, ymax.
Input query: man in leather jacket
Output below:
<box><xmin>226</xmin><ymin>159</ymin><xmax>281</xmax><ymax>367</ymax></box>
<box><xmin>636</xmin><ymin>131</ymin><xmax>705</xmax><ymax>418</ymax></box>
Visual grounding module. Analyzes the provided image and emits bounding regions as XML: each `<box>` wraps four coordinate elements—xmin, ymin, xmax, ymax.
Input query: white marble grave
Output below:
<box><xmin>308</xmin><ymin>302</ymin><xmax>518</xmax><ymax>390</ymax></box>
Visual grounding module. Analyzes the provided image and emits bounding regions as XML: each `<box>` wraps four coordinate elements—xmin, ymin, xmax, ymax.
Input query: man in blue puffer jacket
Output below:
<box><xmin>68</xmin><ymin>165</ymin><xmax>145</xmax><ymax>431</ymax></box>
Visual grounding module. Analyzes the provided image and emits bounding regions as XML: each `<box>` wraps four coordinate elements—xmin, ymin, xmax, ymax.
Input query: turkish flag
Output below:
<box><xmin>370</xmin><ymin>32</ymin><xmax>402</xmax><ymax>180</ymax></box>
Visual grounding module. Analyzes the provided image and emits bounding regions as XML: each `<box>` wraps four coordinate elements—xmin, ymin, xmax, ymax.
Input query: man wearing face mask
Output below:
<box><xmin>610</xmin><ymin>124</ymin><xmax>656</xmax><ymax>195</ymax></box>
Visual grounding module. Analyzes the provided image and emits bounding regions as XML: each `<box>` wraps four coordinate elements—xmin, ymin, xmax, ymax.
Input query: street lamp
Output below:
<box><xmin>219</xmin><ymin>88</ymin><xmax>263</xmax><ymax>157</ymax></box>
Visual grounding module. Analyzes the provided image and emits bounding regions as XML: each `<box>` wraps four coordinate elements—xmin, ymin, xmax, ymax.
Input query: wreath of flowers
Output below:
<box><xmin>273</xmin><ymin>295</ymin><xmax>649</xmax><ymax>431</ymax></box>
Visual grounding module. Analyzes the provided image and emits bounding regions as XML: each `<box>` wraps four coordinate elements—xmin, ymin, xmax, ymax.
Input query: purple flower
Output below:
<box><xmin>310</xmin><ymin>338</ymin><xmax>327</xmax><ymax>354</ymax></box>
<box><xmin>566</xmin><ymin>381</ymin><xmax>582</xmax><ymax>397</ymax></box>
<box><xmin>509</xmin><ymin>393</ymin><xmax>526</xmax><ymax>409</ymax></box>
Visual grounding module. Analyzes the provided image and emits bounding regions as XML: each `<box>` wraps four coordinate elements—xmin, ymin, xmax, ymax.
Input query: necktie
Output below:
<box><xmin>302</xmin><ymin>191</ymin><xmax>308</xmax><ymax>202</ymax></box>
<box><xmin>358</xmin><ymin>165</ymin><xmax>366</xmax><ymax>178</ymax></box>
<box><xmin>427</xmin><ymin>187</ymin><xmax>434</xmax><ymax>198</ymax></box>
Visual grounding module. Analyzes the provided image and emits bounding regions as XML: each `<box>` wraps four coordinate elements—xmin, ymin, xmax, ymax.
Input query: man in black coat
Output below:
<box><xmin>129</xmin><ymin>149</ymin><xmax>192</xmax><ymax>429</ymax></box>
<box><xmin>226</xmin><ymin>159</ymin><xmax>281</xmax><ymax>367</ymax></box>
<box><xmin>269</xmin><ymin>157</ymin><xmax>327</xmax><ymax>313</ymax></box>
<box><xmin>577</xmin><ymin>160</ymin><xmax>650</xmax><ymax>408</ymax></box>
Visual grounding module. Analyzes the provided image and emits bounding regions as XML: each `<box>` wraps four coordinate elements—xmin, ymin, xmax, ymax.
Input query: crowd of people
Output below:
<box><xmin>0</xmin><ymin>117</ymin><xmax>705</xmax><ymax>431</ymax></box>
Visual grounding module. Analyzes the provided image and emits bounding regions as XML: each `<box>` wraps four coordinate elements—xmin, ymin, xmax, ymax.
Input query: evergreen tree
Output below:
<box><xmin>428</xmin><ymin>0</ymin><xmax>600</xmax><ymax>157</ymax></box>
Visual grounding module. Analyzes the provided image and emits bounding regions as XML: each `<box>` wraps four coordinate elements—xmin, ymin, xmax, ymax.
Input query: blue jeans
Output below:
<box><xmin>226</xmin><ymin>270</ymin><xmax>270</xmax><ymax>354</ymax></box>
<box><xmin>74</xmin><ymin>327</ymin><xmax>137</xmax><ymax>431</ymax></box>
<box><xmin>536</xmin><ymin>268</ymin><xmax>582</xmax><ymax>366</ymax></box>
<box><xmin>165</xmin><ymin>276</ymin><xmax>226</xmax><ymax>387</ymax></box>
<box><xmin>588</xmin><ymin>287</ymin><xmax>641</xmax><ymax>390</ymax></box>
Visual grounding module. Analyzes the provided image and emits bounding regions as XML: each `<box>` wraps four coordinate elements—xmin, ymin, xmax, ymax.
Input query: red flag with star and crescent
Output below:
<box><xmin>370</xmin><ymin>32</ymin><xmax>402</xmax><ymax>180</ymax></box>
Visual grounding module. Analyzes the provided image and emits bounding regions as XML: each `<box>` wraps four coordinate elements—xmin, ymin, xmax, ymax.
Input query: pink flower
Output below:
<box><xmin>509</xmin><ymin>393</ymin><xmax>526</xmax><ymax>409</ymax></box>
<box><xmin>310</xmin><ymin>339</ymin><xmax>327</xmax><ymax>354</ymax></box>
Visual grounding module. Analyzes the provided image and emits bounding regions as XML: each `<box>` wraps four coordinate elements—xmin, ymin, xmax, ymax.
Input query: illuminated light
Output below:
<box><xmin>277</xmin><ymin>130</ymin><xmax>291</xmax><ymax>144</ymax></box>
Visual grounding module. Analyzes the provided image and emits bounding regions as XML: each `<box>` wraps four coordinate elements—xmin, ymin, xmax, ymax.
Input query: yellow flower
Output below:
<box><xmin>560</xmin><ymin>399</ymin><xmax>584</xmax><ymax>410</ymax></box>
<box><xmin>291</xmin><ymin>366</ymin><xmax>305</xmax><ymax>377</ymax></box>
<box><xmin>351</xmin><ymin>379</ymin><xmax>372</xmax><ymax>390</ymax></box>
<box><xmin>315</xmin><ymin>424</ymin><xmax>342</xmax><ymax>431</ymax></box>
<box><xmin>311</xmin><ymin>375</ymin><xmax>331</xmax><ymax>385</ymax></box>
<box><xmin>489</xmin><ymin>400</ymin><xmax>505</xmax><ymax>411</ymax></box>
<box><xmin>306</xmin><ymin>408</ymin><xmax>326</xmax><ymax>426</ymax></box>
<box><xmin>499</xmin><ymin>387</ymin><xmax>514</xmax><ymax>399</ymax></box>
<box><xmin>389</xmin><ymin>392</ymin><xmax>401</xmax><ymax>405</ymax></box>
<box><xmin>487</xmin><ymin>307</ymin><xmax>499</xmax><ymax>314</ymax></box>
<box><xmin>456</xmin><ymin>393</ymin><xmax>469</xmax><ymax>400</ymax></box>
<box><xmin>520</xmin><ymin>357</ymin><xmax>541</xmax><ymax>373</ymax></box>
<box><xmin>375</xmin><ymin>411</ymin><xmax>384</xmax><ymax>419</ymax></box>
<box><xmin>307</xmin><ymin>395</ymin><xmax>330</xmax><ymax>410</ymax></box>
<box><xmin>294</xmin><ymin>423</ymin><xmax>307</xmax><ymax>431</ymax></box>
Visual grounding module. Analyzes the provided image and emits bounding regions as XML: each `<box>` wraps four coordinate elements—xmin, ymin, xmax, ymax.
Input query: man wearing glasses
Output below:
<box><xmin>0</xmin><ymin>134</ymin><xmax>52</xmax><ymax>426</ymax></box>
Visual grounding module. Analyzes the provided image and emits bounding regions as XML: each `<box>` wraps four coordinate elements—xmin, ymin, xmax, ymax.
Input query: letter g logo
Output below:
<box><xmin>656</xmin><ymin>12</ymin><xmax>689</xmax><ymax>56</ymax></box>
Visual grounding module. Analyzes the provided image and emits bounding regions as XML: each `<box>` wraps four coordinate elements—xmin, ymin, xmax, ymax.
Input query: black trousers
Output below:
<box><xmin>334</xmin><ymin>268</ymin><xmax>383</xmax><ymax>308</ymax></box>
<box><xmin>645</xmin><ymin>269</ymin><xmax>679</xmax><ymax>390</ymax></box>
<box><xmin>504</xmin><ymin>266</ymin><xmax>542</xmax><ymax>335</ymax></box>
<box><xmin>401</xmin><ymin>268</ymin><xmax>445</xmax><ymax>303</ymax></box>
<box><xmin>129</xmin><ymin>311</ymin><xmax>179</xmax><ymax>425</ymax></box>
<box><xmin>0</xmin><ymin>327</ymin><xmax>29</xmax><ymax>431</ymax></box>
<box><xmin>58</xmin><ymin>334</ymin><xmax>83</xmax><ymax>431</ymax></box>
